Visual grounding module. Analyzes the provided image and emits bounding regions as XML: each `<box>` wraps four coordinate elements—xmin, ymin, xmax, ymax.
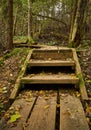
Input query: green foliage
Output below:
<box><xmin>47</xmin><ymin>41</ymin><xmax>56</xmax><ymax>46</ymax></box>
<box><xmin>13</xmin><ymin>36</ymin><xmax>27</xmax><ymax>43</ymax></box>
<box><xmin>4</xmin><ymin>48</ymin><xmax>29</xmax><ymax>60</ymax></box>
<box><xmin>68</xmin><ymin>42</ymin><xmax>73</xmax><ymax>48</ymax></box>
<box><xmin>3</xmin><ymin>48</ymin><xmax>24</xmax><ymax>59</ymax></box>
<box><xmin>0</xmin><ymin>58</ymin><xmax>4</xmax><ymax>67</ymax></box>
<box><xmin>28</xmin><ymin>36</ymin><xmax>35</xmax><ymax>44</ymax></box>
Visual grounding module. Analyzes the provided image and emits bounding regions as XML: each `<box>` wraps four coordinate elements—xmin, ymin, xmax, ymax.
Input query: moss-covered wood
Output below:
<box><xmin>9</xmin><ymin>50</ymin><xmax>33</xmax><ymax>101</ymax></box>
<box><xmin>72</xmin><ymin>48</ymin><xmax>88</xmax><ymax>100</ymax></box>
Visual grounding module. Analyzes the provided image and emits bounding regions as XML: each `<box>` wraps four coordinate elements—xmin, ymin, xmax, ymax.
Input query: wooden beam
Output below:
<box><xmin>72</xmin><ymin>49</ymin><xmax>88</xmax><ymax>100</ymax></box>
<box><xmin>21</xmin><ymin>74</ymin><xmax>79</xmax><ymax>84</ymax></box>
<box><xmin>28</xmin><ymin>60</ymin><xmax>75</xmax><ymax>67</ymax></box>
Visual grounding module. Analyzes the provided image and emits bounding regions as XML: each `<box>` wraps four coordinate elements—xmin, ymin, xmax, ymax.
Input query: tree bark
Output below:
<box><xmin>8</xmin><ymin>0</ymin><xmax>13</xmax><ymax>49</ymax></box>
<box><xmin>69</xmin><ymin>0</ymin><xmax>89</xmax><ymax>47</ymax></box>
<box><xmin>13</xmin><ymin>5</ymin><xmax>19</xmax><ymax>35</ymax></box>
<box><xmin>28</xmin><ymin>0</ymin><xmax>32</xmax><ymax>41</ymax></box>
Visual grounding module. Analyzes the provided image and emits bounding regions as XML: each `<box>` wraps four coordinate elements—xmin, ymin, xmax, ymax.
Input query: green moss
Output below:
<box><xmin>28</xmin><ymin>36</ymin><xmax>35</xmax><ymax>44</ymax></box>
<box><xmin>0</xmin><ymin>59</ymin><xmax>4</xmax><ymax>67</ymax></box>
<box><xmin>77</xmin><ymin>73</ymin><xmax>84</xmax><ymax>87</ymax></box>
<box><xmin>68</xmin><ymin>42</ymin><xmax>73</xmax><ymax>48</ymax></box>
<box><xmin>4</xmin><ymin>48</ymin><xmax>30</xmax><ymax>59</ymax></box>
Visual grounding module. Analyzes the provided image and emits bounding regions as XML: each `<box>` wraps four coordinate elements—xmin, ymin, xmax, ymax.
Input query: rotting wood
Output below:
<box><xmin>9</xmin><ymin>50</ymin><xmax>33</xmax><ymax>101</ymax></box>
<box><xmin>60</xmin><ymin>94</ymin><xmax>90</xmax><ymax>130</ymax></box>
<box><xmin>28</xmin><ymin>60</ymin><xmax>75</xmax><ymax>67</ymax></box>
<box><xmin>13</xmin><ymin>43</ymin><xmax>45</xmax><ymax>48</ymax></box>
<box><xmin>21</xmin><ymin>74</ymin><xmax>79</xmax><ymax>84</ymax></box>
<box><xmin>26</xmin><ymin>92</ymin><xmax>57</xmax><ymax>130</ymax></box>
<box><xmin>0</xmin><ymin>94</ymin><xmax>37</xmax><ymax>130</ymax></box>
<box><xmin>72</xmin><ymin>48</ymin><xmax>88</xmax><ymax>100</ymax></box>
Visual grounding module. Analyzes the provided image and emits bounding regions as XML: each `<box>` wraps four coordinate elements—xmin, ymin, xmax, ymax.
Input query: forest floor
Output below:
<box><xmin>0</xmin><ymin>43</ymin><xmax>91</xmax><ymax>128</ymax></box>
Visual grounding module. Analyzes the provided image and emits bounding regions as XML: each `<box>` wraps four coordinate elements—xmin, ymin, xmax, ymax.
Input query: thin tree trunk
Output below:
<box><xmin>28</xmin><ymin>0</ymin><xmax>32</xmax><ymax>41</ymax></box>
<box><xmin>69</xmin><ymin>0</ymin><xmax>78</xmax><ymax>43</ymax></box>
<box><xmin>13</xmin><ymin>6</ymin><xmax>18</xmax><ymax>35</ymax></box>
<box><xmin>8</xmin><ymin>0</ymin><xmax>13</xmax><ymax>49</ymax></box>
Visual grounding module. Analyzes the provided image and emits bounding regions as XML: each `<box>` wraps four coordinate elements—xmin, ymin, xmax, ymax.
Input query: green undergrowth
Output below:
<box><xmin>13</xmin><ymin>36</ymin><xmax>27</xmax><ymax>43</ymax></box>
<box><xmin>46</xmin><ymin>41</ymin><xmax>56</xmax><ymax>46</ymax></box>
<box><xmin>14</xmin><ymin>36</ymin><xmax>35</xmax><ymax>44</ymax></box>
<box><xmin>76</xmin><ymin>41</ymin><xmax>91</xmax><ymax>52</ymax></box>
<box><xmin>0</xmin><ymin>48</ymin><xmax>30</xmax><ymax>67</ymax></box>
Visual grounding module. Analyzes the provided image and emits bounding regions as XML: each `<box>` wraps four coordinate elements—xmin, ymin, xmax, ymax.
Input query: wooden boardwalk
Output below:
<box><xmin>0</xmin><ymin>46</ymin><xmax>90</xmax><ymax>130</ymax></box>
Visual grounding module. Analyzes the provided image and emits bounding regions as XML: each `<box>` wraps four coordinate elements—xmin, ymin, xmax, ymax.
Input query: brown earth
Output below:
<box><xmin>0</xmin><ymin>48</ymin><xmax>29</xmax><ymax>119</ymax></box>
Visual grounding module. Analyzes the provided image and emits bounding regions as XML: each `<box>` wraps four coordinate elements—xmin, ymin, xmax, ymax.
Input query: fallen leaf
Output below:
<box><xmin>86</xmin><ymin>80</ymin><xmax>91</xmax><ymax>83</ymax></box>
<box><xmin>86</xmin><ymin>107</ymin><xmax>91</xmax><ymax>115</ymax></box>
<box><xmin>44</xmin><ymin>105</ymin><xmax>49</xmax><ymax>109</ymax></box>
<box><xmin>57</xmin><ymin>104</ymin><xmax>60</xmax><ymax>108</ymax></box>
<box><xmin>25</xmin><ymin>98</ymin><xmax>32</xmax><ymax>102</ymax></box>
<box><xmin>86</xmin><ymin>117</ymin><xmax>90</xmax><ymax>124</ymax></box>
<box><xmin>39</xmin><ymin>90</ymin><xmax>44</xmax><ymax>95</ymax></box>
<box><xmin>48</xmin><ymin>58</ymin><xmax>52</xmax><ymax>61</ymax></box>
<box><xmin>44</xmin><ymin>97</ymin><xmax>49</xmax><ymax>100</ymax></box>
<box><xmin>10</xmin><ymin>74</ymin><xmax>13</xmax><ymax>77</ymax></box>
<box><xmin>2</xmin><ymin>87</ymin><xmax>7</xmax><ymax>91</ymax></box>
<box><xmin>0</xmin><ymin>103</ymin><xmax>4</xmax><ymax>109</ymax></box>
<box><xmin>9</xmin><ymin>112</ymin><xmax>21</xmax><ymax>123</ymax></box>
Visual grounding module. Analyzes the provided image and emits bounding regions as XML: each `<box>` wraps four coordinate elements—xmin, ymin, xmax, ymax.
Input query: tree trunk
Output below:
<box><xmin>69</xmin><ymin>0</ymin><xmax>89</xmax><ymax>47</ymax></box>
<box><xmin>69</xmin><ymin>0</ymin><xmax>78</xmax><ymax>43</ymax></box>
<box><xmin>8</xmin><ymin>0</ymin><xmax>13</xmax><ymax>49</ymax></box>
<box><xmin>13</xmin><ymin>6</ymin><xmax>19</xmax><ymax>35</ymax></box>
<box><xmin>28</xmin><ymin>0</ymin><xmax>32</xmax><ymax>42</ymax></box>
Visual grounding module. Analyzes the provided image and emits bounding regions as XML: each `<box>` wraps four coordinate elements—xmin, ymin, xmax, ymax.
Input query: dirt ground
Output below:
<box><xmin>0</xmin><ymin>48</ymin><xmax>29</xmax><ymax>119</ymax></box>
<box><xmin>0</xmin><ymin>45</ymin><xmax>91</xmax><ymax>128</ymax></box>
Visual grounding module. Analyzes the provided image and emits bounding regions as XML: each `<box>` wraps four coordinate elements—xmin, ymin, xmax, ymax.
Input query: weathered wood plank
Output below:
<box><xmin>72</xmin><ymin>49</ymin><xmax>88</xmax><ymax>100</ymax></box>
<box><xmin>33</xmin><ymin>47</ymin><xmax>73</xmax><ymax>51</ymax></box>
<box><xmin>13</xmin><ymin>43</ymin><xmax>45</xmax><ymax>48</ymax></box>
<box><xmin>28</xmin><ymin>60</ymin><xmax>75</xmax><ymax>67</ymax></box>
<box><xmin>21</xmin><ymin>74</ymin><xmax>79</xmax><ymax>84</ymax></box>
<box><xmin>0</xmin><ymin>94</ymin><xmax>36</xmax><ymax>130</ymax></box>
<box><xmin>60</xmin><ymin>94</ymin><xmax>89</xmax><ymax>130</ymax></box>
<box><xmin>9</xmin><ymin>50</ymin><xmax>33</xmax><ymax>101</ymax></box>
<box><xmin>26</xmin><ymin>92</ymin><xmax>57</xmax><ymax>130</ymax></box>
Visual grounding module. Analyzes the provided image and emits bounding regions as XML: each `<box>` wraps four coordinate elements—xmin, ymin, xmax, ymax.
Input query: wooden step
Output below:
<box><xmin>21</xmin><ymin>74</ymin><xmax>79</xmax><ymax>84</ymax></box>
<box><xmin>60</xmin><ymin>94</ymin><xmax>90</xmax><ymax>130</ymax></box>
<box><xmin>26</xmin><ymin>92</ymin><xmax>57</xmax><ymax>130</ymax></box>
<box><xmin>28</xmin><ymin>60</ymin><xmax>75</xmax><ymax>67</ymax></box>
<box><xmin>31</xmin><ymin>48</ymin><xmax>73</xmax><ymax>60</ymax></box>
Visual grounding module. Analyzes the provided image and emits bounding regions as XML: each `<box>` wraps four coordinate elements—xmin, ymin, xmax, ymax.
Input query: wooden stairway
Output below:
<box><xmin>21</xmin><ymin>48</ymin><xmax>79</xmax><ymax>86</ymax></box>
<box><xmin>0</xmin><ymin>46</ymin><xmax>89</xmax><ymax>130</ymax></box>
